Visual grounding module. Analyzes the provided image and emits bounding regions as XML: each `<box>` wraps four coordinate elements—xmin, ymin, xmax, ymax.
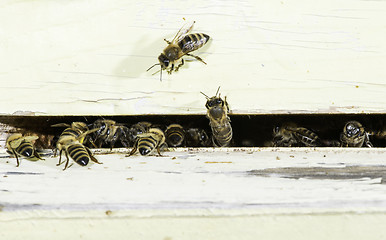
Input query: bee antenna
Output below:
<box><xmin>200</xmin><ymin>91</ymin><xmax>210</xmax><ymax>99</ymax></box>
<box><xmin>147</xmin><ymin>63</ymin><xmax>160</xmax><ymax>72</ymax></box>
<box><xmin>215</xmin><ymin>86</ymin><xmax>221</xmax><ymax>97</ymax></box>
<box><xmin>160</xmin><ymin>68</ymin><xmax>163</xmax><ymax>81</ymax></box>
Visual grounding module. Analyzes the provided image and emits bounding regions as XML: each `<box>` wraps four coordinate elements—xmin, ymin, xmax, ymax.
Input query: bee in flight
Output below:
<box><xmin>340</xmin><ymin>120</ymin><xmax>373</xmax><ymax>147</ymax></box>
<box><xmin>6</xmin><ymin>133</ymin><xmax>44</xmax><ymax>167</ymax></box>
<box><xmin>201</xmin><ymin>87</ymin><xmax>233</xmax><ymax>147</ymax></box>
<box><xmin>127</xmin><ymin>128</ymin><xmax>166</xmax><ymax>156</ymax></box>
<box><xmin>147</xmin><ymin>21</ymin><xmax>210</xmax><ymax>81</ymax></box>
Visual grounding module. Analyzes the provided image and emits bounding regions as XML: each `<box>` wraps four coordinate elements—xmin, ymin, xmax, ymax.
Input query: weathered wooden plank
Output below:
<box><xmin>0</xmin><ymin>0</ymin><xmax>385</xmax><ymax>115</ymax></box>
<box><xmin>1</xmin><ymin>148</ymin><xmax>386</xmax><ymax>211</ymax></box>
<box><xmin>1</xmin><ymin>148</ymin><xmax>386</xmax><ymax>239</ymax></box>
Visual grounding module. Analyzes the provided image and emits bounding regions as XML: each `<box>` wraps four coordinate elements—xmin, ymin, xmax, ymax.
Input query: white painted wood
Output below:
<box><xmin>1</xmin><ymin>148</ymin><xmax>386</xmax><ymax>239</ymax></box>
<box><xmin>1</xmin><ymin>147</ymin><xmax>386</xmax><ymax>211</ymax></box>
<box><xmin>1</xmin><ymin>0</ymin><xmax>385</xmax><ymax>115</ymax></box>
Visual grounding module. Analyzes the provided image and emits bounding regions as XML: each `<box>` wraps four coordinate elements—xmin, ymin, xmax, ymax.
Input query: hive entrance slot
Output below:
<box><xmin>0</xmin><ymin>114</ymin><xmax>385</xmax><ymax>148</ymax></box>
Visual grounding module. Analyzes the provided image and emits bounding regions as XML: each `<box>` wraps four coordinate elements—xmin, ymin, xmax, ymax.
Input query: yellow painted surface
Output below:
<box><xmin>2</xmin><ymin>209</ymin><xmax>386</xmax><ymax>240</ymax></box>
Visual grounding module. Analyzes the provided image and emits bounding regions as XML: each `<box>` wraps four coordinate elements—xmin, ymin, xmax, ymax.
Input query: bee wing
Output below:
<box><xmin>51</xmin><ymin>123</ymin><xmax>71</xmax><ymax>128</ymax></box>
<box><xmin>9</xmin><ymin>136</ymin><xmax>38</xmax><ymax>148</ymax></box>
<box><xmin>9</xmin><ymin>138</ymin><xmax>23</xmax><ymax>148</ymax></box>
<box><xmin>171</xmin><ymin>21</ymin><xmax>195</xmax><ymax>44</ymax></box>
<box><xmin>22</xmin><ymin>136</ymin><xmax>39</xmax><ymax>142</ymax></box>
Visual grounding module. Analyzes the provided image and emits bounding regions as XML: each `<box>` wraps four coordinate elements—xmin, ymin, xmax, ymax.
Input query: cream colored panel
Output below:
<box><xmin>0</xmin><ymin>0</ymin><xmax>385</xmax><ymax>115</ymax></box>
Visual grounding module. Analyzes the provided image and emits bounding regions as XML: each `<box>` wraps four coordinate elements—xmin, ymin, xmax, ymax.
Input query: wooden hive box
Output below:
<box><xmin>0</xmin><ymin>1</ymin><xmax>386</xmax><ymax>239</ymax></box>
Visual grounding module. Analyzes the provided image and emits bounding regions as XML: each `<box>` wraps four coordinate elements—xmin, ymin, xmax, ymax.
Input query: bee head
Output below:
<box><xmin>205</xmin><ymin>97</ymin><xmax>224</xmax><ymax>109</ymax></box>
<box><xmin>158</xmin><ymin>53</ymin><xmax>170</xmax><ymax>69</ymax></box>
<box><xmin>344</xmin><ymin>121</ymin><xmax>362</xmax><ymax>137</ymax></box>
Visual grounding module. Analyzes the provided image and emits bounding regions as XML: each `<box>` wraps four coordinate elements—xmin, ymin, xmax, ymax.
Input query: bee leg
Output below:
<box><xmin>127</xmin><ymin>139</ymin><xmax>139</xmax><ymax>157</ymax></box>
<box><xmin>364</xmin><ymin>133</ymin><xmax>373</xmax><ymax>147</ymax></box>
<box><xmin>12</xmin><ymin>149</ymin><xmax>20</xmax><ymax>167</ymax></box>
<box><xmin>167</xmin><ymin>64</ymin><xmax>175</xmax><ymax>74</ymax></box>
<box><xmin>156</xmin><ymin>146</ymin><xmax>162</xmax><ymax>156</ymax></box>
<box><xmin>57</xmin><ymin>149</ymin><xmax>63</xmax><ymax>166</ymax></box>
<box><xmin>34</xmin><ymin>151</ymin><xmax>44</xmax><ymax>161</ymax></box>
<box><xmin>157</xmin><ymin>142</ymin><xmax>168</xmax><ymax>156</ymax></box>
<box><xmin>186</xmin><ymin>53</ymin><xmax>206</xmax><ymax>64</ymax></box>
<box><xmin>164</xmin><ymin>39</ymin><xmax>172</xmax><ymax>44</ymax></box>
<box><xmin>63</xmin><ymin>150</ymin><xmax>70</xmax><ymax>171</ymax></box>
<box><xmin>175</xmin><ymin>59</ymin><xmax>184</xmax><ymax>72</ymax></box>
<box><xmin>85</xmin><ymin>147</ymin><xmax>102</xmax><ymax>164</ymax></box>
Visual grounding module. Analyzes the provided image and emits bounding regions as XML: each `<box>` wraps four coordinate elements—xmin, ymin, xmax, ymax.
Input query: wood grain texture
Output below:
<box><xmin>2</xmin><ymin>148</ymin><xmax>386</xmax><ymax>239</ymax></box>
<box><xmin>1</xmin><ymin>147</ymin><xmax>386</xmax><ymax>211</ymax></box>
<box><xmin>0</xmin><ymin>0</ymin><xmax>385</xmax><ymax>115</ymax></box>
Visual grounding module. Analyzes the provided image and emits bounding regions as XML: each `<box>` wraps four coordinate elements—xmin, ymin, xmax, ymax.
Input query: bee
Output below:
<box><xmin>128</xmin><ymin>128</ymin><xmax>166</xmax><ymax>156</ymax></box>
<box><xmin>6</xmin><ymin>133</ymin><xmax>44</xmax><ymax>167</ymax></box>
<box><xmin>56</xmin><ymin>130</ymin><xmax>102</xmax><ymax>170</ymax></box>
<box><xmin>127</xmin><ymin>121</ymin><xmax>153</xmax><ymax>146</ymax></box>
<box><xmin>185</xmin><ymin>128</ymin><xmax>211</xmax><ymax>147</ymax></box>
<box><xmin>165</xmin><ymin>124</ymin><xmax>185</xmax><ymax>147</ymax></box>
<box><xmin>273</xmin><ymin>123</ymin><xmax>321</xmax><ymax>147</ymax></box>
<box><xmin>201</xmin><ymin>87</ymin><xmax>233</xmax><ymax>147</ymax></box>
<box><xmin>91</xmin><ymin>119</ymin><xmax>130</xmax><ymax>149</ymax></box>
<box><xmin>340</xmin><ymin>121</ymin><xmax>373</xmax><ymax>147</ymax></box>
<box><xmin>52</xmin><ymin>122</ymin><xmax>91</xmax><ymax>154</ymax></box>
<box><xmin>147</xmin><ymin>21</ymin><xmax>210</xmax><ymax>80</ymax></box>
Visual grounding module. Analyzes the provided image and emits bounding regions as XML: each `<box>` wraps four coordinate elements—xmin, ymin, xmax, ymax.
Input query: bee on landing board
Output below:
<box><xmin>147</xmin><ymin>21</ymin><xmax>210</xmax><ymax>81</ymax></box>
<box><xmin>91</xmin><ymin>119</ymin><xmax>130</xmax><ymax>149</ymax></box>
<box><xmin>52</xmin><ymin>122</ymin><xmax>93</xmax><ymax>154</ymax></box>
<box><xmin>56</xmin><ymin>130</ymin><xmax>102</xmax><ymax>171</ymax></box>
<box><xmin>165</xmin><ymin>124</ymin><xmax>185</xmax><ymax>147</ymax></box>
<box><xmin>340</xmin><ymin>121</ymin><xmax>373</xmax><ymax>147</ymax></box>
<box><xmin>201</xmin><ymin>87</ymin><xmax>233</xmax><ymax>147</ymax></box>
<box><xmin>127</xmin><ymin>128</ymin><xmax>166</xmax><ymax>156</ymax></box>
<box><xmin>6</xmin><ymin>133</ymin><xmax>44</xmax><ymax>167</ymax></box>
<box><xmin>127</xmin><ymin>121</ymin><xmax>153</xmax><ymax>146</ymax></box>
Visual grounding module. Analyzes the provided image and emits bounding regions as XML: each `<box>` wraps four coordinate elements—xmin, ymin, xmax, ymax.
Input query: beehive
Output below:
<box><xmin>1</xmin><ymin>1</ymin><xmax>386</xmax><ymax>239</ymax></box>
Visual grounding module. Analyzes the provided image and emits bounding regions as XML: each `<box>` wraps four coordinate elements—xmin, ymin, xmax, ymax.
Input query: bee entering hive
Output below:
<box><xmin>0</xmin><ymin>114</ymin><xmax>385</xmax><ymax>151</ymax></box>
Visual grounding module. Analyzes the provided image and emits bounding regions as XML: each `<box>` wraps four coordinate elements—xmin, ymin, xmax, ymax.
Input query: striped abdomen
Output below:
<box><xmin>210</xmin><ymin>120</ymin><xmax>233</xmax><ymax>147</ymax></box>
<box><xmin>138</xmin><ymin>136</ymin><xmax>159</xmax><ymax>155</ymax></box>
<box><xmin>178</xmin><ymin>33</ymin><xmax>210</xmax><ymax>54</ymax></box>
<box><xmin>165</xmin><ymin>124</ymin><xmax>185</xmax><ymax>147</ymax></box>
<box><xmin>61</xmin><ymin>127</ymin><xmax>82</xmax><ymax>138</ymax></box>
<box><xmin>15</xmin><ymin>141</ymin><xmax>35</xmax><ymax>158</ymax></box>
<box><xmin>67</xmin><ymin>143</ymin><xmax>90</xmax><ymax>166</ymax></box>
<box><xmin>291</xmin><ymin>128</ymin><xmax>321</xmax><ymax>147</ymax></box>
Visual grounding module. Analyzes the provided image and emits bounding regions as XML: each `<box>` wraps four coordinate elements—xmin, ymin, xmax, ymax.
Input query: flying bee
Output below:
<box><xmin>201</xmin><ymin>87</ymin><xmax>233</xmax><ymax>147</ymax></box>
<box><xmin>147</xmin><ymin>21</ymin><xmax>210</xmax><ymax>80</ymax></box>
<box><xmin>6</xmin><ymin>133</ymin><xmax>44</xmax><ymax>167</ymax></box>
<box><xmin>185</xmin><ymin>128</ymin><xmax>211</xmax><ymax>147</ymax></box>
<box><xmin>128</xmin><ymin>128</ymin><xmax>166</xmax><ymax>156</ymax></box>
<box><xmin>127</xmin><ymin>121</ymin><xmax>153</xmax><ymax>146</ymax></box>
<box><xmin>56</xmin><ymin>130</ymin><xmax>102</xmax><ymax>171</ymax></box>
<box><xmin>91</xmin><ymin>119</ymin><xmax>130</xmax><ymax>149</ymax></box>
<box><xmin>273</xmin><ymin>123</ymin><xmax>321</xmax><ymax>147</ymax></box>
<box><xmin>165</xmin><ymin>124</ymin><xmax>185</xmax><ymax>147</ymax></box>
<box><xmin>340</xmin><ymin>120</ymin><xmax>373</xmax><ymax>147</ymax></box>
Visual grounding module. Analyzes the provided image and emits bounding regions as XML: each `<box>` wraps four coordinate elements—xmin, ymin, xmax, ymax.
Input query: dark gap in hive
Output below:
<box><xmin>0</xmin><ymin>114</ymin><xmax>385</xmax><ymax>148</ymax></box>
